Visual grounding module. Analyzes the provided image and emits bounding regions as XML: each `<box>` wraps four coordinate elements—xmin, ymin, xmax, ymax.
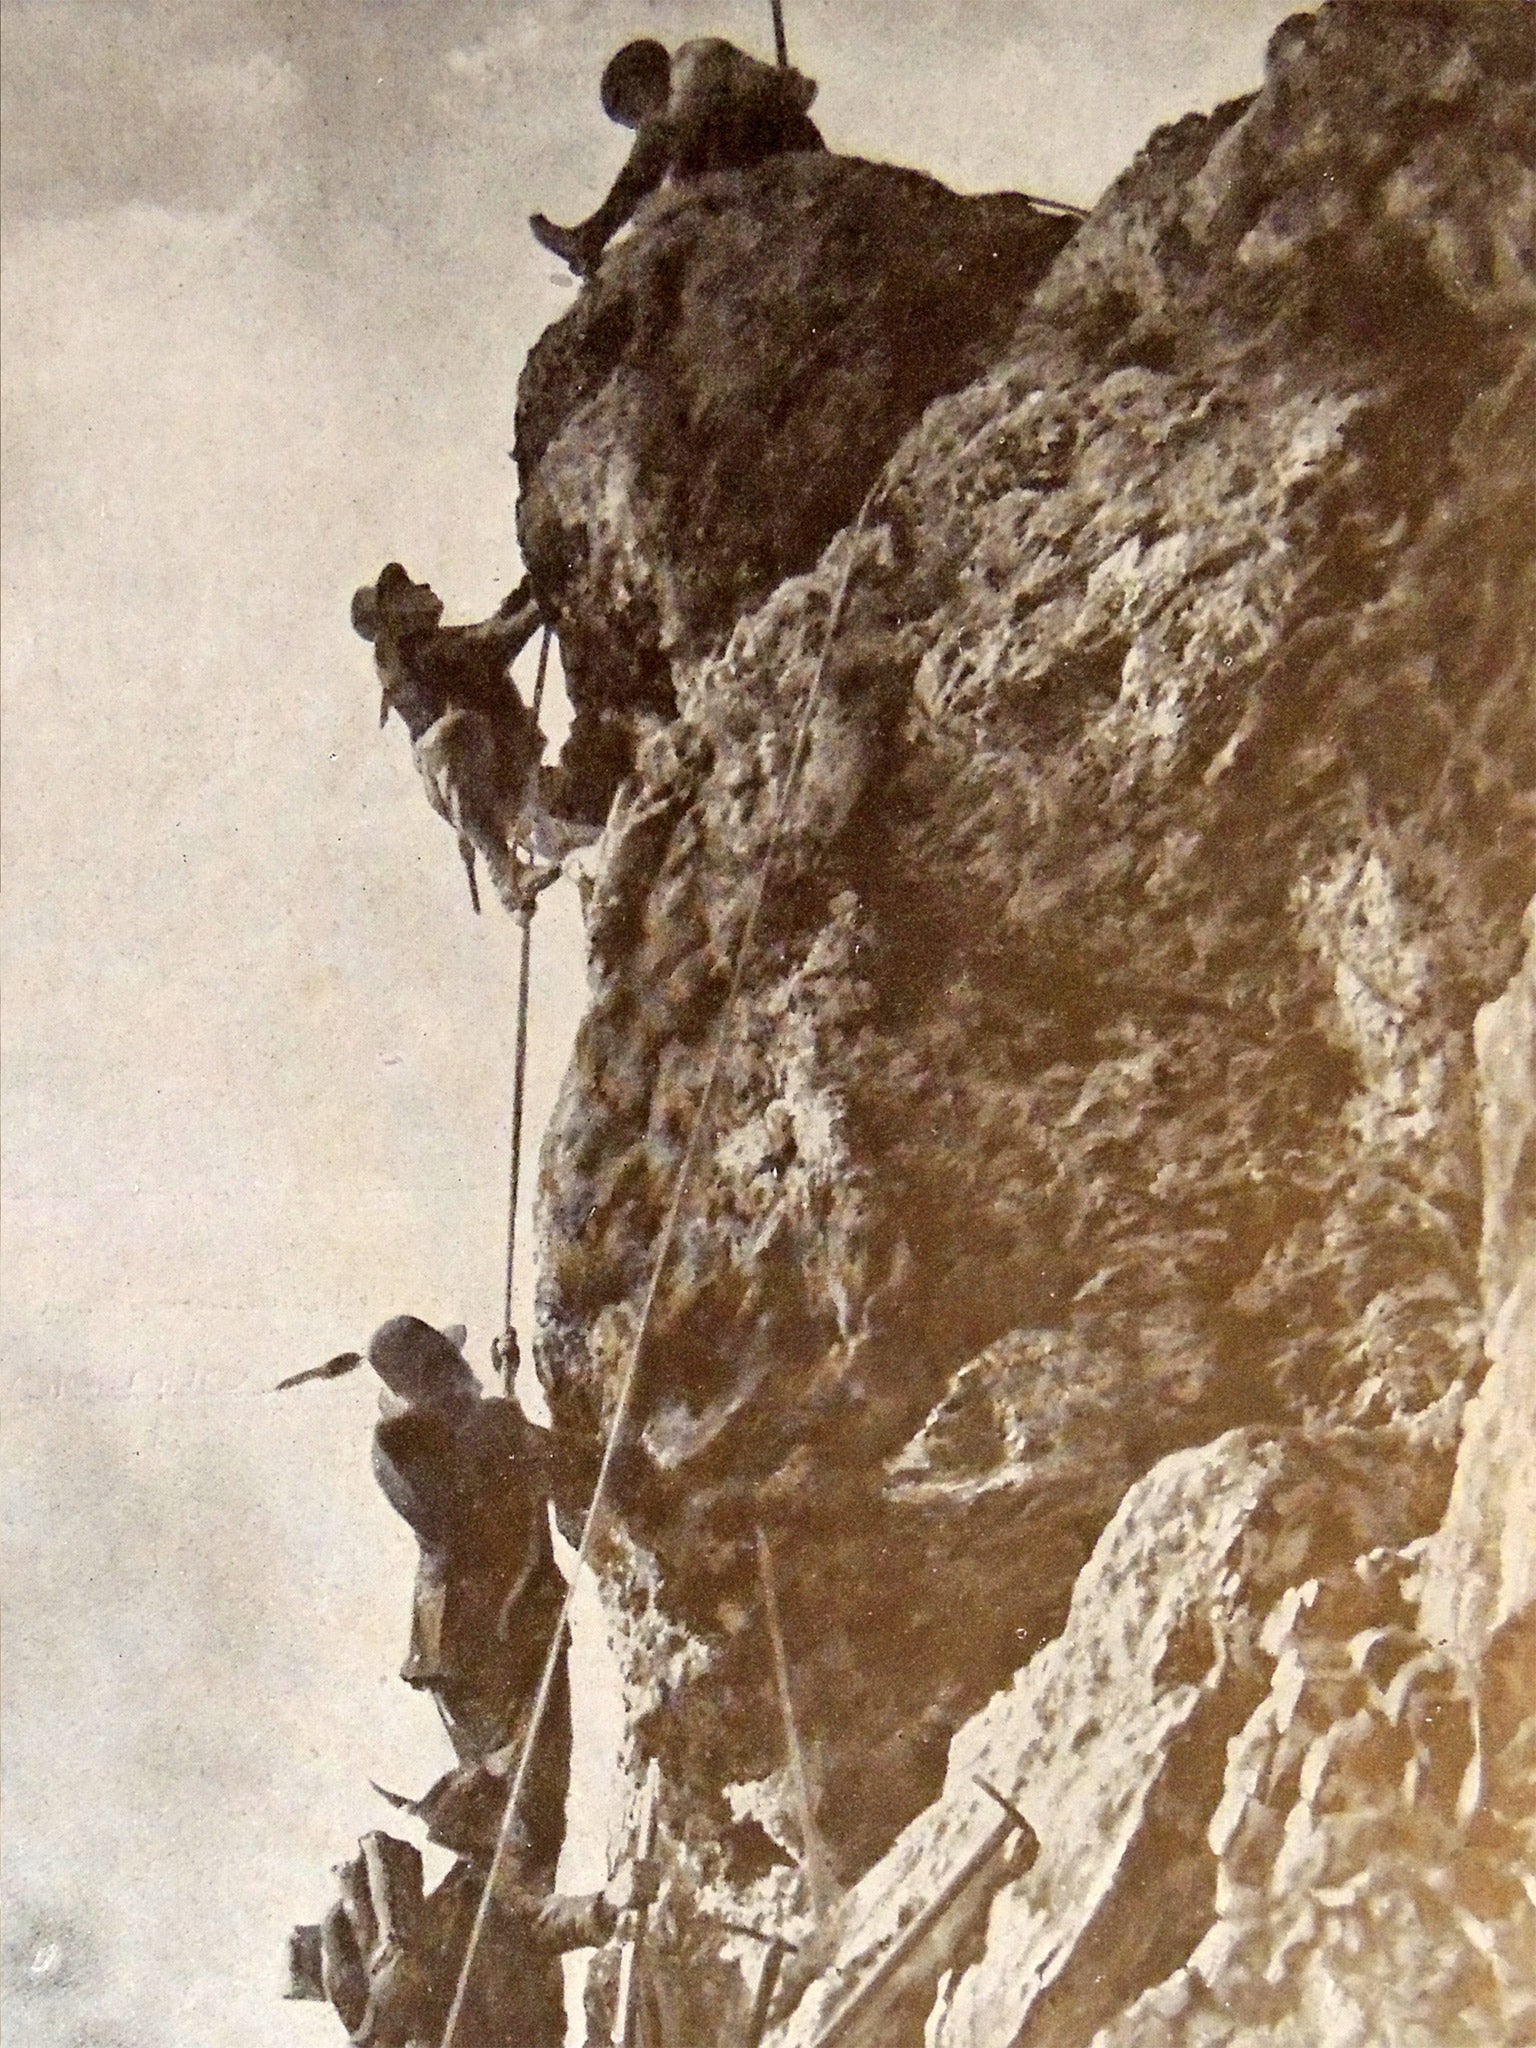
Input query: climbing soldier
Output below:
<box><xmin>279</xmin><ymin>1315</ymin><xmax>571</xmax><ymax>1773</ymax></box>
<box><xmin>290</xmin><ymin>1824</ymin><xmax>657</xmax><ymax>2048</ymax></box>
<box><xmin>281</xmin><ymin>1315</ymin><xmax>644</xmax><ymax>2047</ymax></box>
<box><xmin>351</xmin><ymin>564</ymin><xmax>577</xmax><ymax>917</ymax></box>
<box><xmin>531</xmin><ymin>37</ymin><xmax>825</xmax><ymax>277</ymax></box>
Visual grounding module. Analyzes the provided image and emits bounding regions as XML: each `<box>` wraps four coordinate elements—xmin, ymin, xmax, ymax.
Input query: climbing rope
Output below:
<box><xmin>439</xmin><ymin>494</ymin><xmax>878</xmax><ymax>2048</ymax></box>
<box><xmin>530</xmin><ymin>620</ymin><xmax>553</xmax><ymax>725</ymax></box>
<box><xmin>501</xmin><ymin>905</ymin><xmax>536</xmax><ymax>1393</ymax></box>
<box><xmin>500</xmin><ymin>624</ymin><xmax>556</xmax><ymax>1398</ymax></box>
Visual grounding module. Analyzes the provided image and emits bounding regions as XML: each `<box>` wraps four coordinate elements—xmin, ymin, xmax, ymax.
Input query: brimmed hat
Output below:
<box><xmin>351</xmin><ymin>563</ymin><xmax>442</xmax><ymax>642</ymax></box>
<box><xmin>367</xmin><ymin>1316</ymin><xmax>478</xmax><ymax>1404</ymax></box>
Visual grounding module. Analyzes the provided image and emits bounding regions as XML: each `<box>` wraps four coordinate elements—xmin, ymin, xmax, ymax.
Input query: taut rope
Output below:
<box><xmin>499</xmin><ymin>625</ymin><xmax>556</xmax><ymax>1396</ymax></box>
<box><xmin>501</xmin><ymin>903</ymin><xmax>536</xmax><ymax>1392</ymax></box>
<box><xmin>439</xmin><ymin>495</ymin><xmax>877</xmax><ymax>2048</ymax></box>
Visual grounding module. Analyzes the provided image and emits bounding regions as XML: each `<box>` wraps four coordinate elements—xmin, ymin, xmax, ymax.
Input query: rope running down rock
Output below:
<box><xmin>439</xmin><ymin>497</ymin><xmax>878</xmax><ymax>2048</ymax></box>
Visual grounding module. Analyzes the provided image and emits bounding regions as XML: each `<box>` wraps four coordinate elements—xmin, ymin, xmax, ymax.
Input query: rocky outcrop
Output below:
<box><xmin>511</xmin><ymin>3</ymin><xmax>1534</xmax><ymax>2041</ymax></box>
<box><xmin>515</xmin><ymin>156</ymin><xmax>1074</xmax><ymax>820</ymax></box>
<box><xmin>745</xmin><ymin>913</ymin><xmax>1536</xmax><ymax>2048</ymax></box>
<box><xmin>767</xmin><ymin>1424</ymin><xmax>1453</xmax><ymax>2048</ymax></box>
<box><xmin>1073</xmin><ymin>911</ymin><xmax>1536</xmax><ymax>2048</ymax></box>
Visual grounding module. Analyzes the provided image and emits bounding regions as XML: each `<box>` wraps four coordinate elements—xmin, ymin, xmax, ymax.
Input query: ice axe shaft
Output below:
<box><xmin>708</xmin><ymin>1916</ymin><xmax>799</xmax><ymax>2048</ymax></box>
<box><xmin>756</xmin><ymin>1526</ymin><xmax>835</xmax><ymax>1926</ymax></box>
<box><xmin>614</xmin><ymin>1757</ymin><xmax>660</xmax><ymax>2046</ymax></box>
<box><xmin>804</xmin><ymin>1780</ymin><xmax>1037</xmax><ymax>2048</ymax></box>
<box><xmin>743</xmin><ymin>1933</ymin><xmax>791</xmax><ymax>2048</ymax></box>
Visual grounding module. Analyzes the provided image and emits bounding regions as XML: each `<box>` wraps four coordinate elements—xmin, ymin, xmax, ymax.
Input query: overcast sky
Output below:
<box><xmin>1</xmin><ymin>4</ymin><xmax>1296</xmax><ymax>2042</ymax></box>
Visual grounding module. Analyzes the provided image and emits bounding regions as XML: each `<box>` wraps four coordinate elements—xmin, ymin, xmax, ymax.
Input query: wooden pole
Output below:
<box><xmin>770</xmin><ymin>0</ymin><xmax>789</xmax><ymax>68</ymax></box>
<box><xmin>756</xmin><ymin>1528</ymin><xmax>835</xmax><ymax>1925</ymax></box>
<box><xmin>615</xmin><ymin>1758</ymin><xmax>661</xmax><ymax>2046</ymax></box>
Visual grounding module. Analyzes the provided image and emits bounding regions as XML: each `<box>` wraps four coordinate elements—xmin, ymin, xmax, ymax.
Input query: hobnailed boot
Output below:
<box><xmin>530</xmin><ymin>212</ymin><xmax>601</xmax><ymax>277</ymax></box>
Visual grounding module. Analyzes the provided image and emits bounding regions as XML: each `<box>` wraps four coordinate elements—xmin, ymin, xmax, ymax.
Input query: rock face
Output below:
<box><xmin>514</xmin><ymin>4</ymin><xmax>1535</xmax><ymax>2042</ymax></box>
<box><xmin>1421</xmin><ymin>906</ymin><xmax>1536</xmax><ymax>1668</ymax></box>
<box><xmin>515</xmin><ymin>155</ymin><xmax>1074</xmax><ymax>820</ymax></box>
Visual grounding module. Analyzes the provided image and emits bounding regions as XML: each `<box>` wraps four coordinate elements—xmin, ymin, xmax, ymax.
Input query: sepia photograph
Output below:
<box><xmin>2</xmin><ymin>1</ymin><xmax>1532</xmax><ymax>2044</ymax></box>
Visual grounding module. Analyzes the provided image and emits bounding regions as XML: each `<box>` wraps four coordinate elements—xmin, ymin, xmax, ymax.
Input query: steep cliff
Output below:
<box><xmin>515</xmin><ymin>5</ymin><xmax>1535</xmax><ymax>2042</ymax></box>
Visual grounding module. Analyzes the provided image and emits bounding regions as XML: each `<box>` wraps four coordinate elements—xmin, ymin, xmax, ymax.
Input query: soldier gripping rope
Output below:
<box><xmin>531</xmin><ymin>37</ymin><xmax>825</xmax><ymax>277</ymax></box>
<box><xmin>278</xmin><ymin>1317</ymin><xmax>572</xmax><ymax>1790</ymax></box>
<box><xmin>281</xmin><ymin>1317</ymin><xmax>653</xmax><ymax>2048</ymax></box>
<box><xmin>351</xmin><ymin>564</ymin><xmax>586</xmax><ymax>917</ymax></box>
<box><xmin>287</xmin><ymin>1822</ymin><xmax>656</xmax><ymax>2048</ymax></box>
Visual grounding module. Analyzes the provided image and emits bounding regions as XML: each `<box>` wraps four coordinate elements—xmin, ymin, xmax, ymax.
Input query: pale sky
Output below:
<box><xmin>1</xmin><ymin>4</ymin><xmax>1295</xmax><ymax>2042</ymax></box>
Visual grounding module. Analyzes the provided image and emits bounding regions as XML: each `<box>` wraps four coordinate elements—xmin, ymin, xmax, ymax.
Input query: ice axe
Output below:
<box><xmin>274</xmin><ymin>1351</ymin><xmax>365</xmax><ymax>1392</ymax></box>
<box><xmin>756</xmin><ymin>1526</ymin><xmax>836</xmax><ymax>1927</ymax></box>
<box><xmin>803</xmin><ymin>1778</ymin><xmax>1038</xmax><ymax>2048</ymax></box>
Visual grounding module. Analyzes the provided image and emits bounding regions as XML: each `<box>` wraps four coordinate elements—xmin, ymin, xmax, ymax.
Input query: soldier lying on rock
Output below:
<box><xmin>351</xmin><ymin>564</ymin><xmax>592</xmax><ymax>916</ymax></box>
<box><xmin>282</xmin><ymin>1316</ymin><xmax>632</xmax><ymax>2046</ymax></box>
<box><xmin>531</xmin><ymin>36</ymin><xmax>824</xmax><ymax>277</ymax></box>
